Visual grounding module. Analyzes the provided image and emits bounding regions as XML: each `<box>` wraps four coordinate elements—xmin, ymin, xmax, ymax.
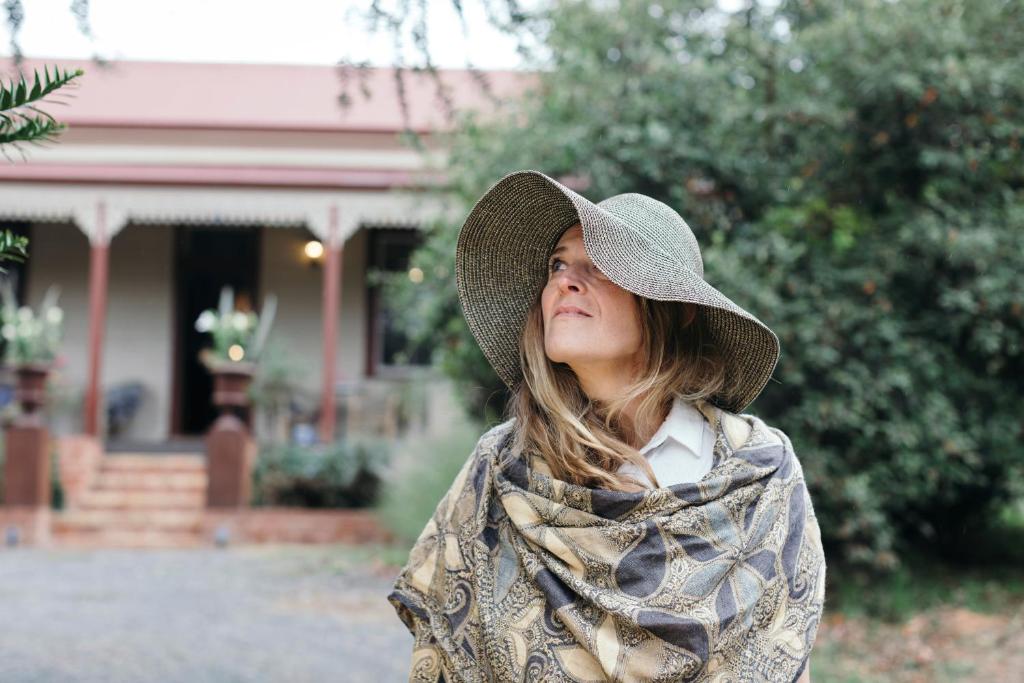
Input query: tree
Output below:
<box><xmin>377</xmin><ymin>0</ymin><xmax>1024</xmax><ymax>569</ymax></box>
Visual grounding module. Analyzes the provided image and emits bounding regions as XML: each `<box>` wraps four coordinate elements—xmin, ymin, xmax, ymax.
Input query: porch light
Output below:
<box><xmin>228</xmin><ymin>344</ymin><xmax>245</xmax><ymax>361</ymax></box>
<box><xmin>304</xmin><ymin>240</ymin><xmax>324</xmax><ymax>260</ymax></box>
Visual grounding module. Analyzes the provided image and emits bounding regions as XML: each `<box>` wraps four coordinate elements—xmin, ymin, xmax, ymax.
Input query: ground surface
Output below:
<box><xmin>3</xmin><ymin>543</ymin><xmax>1021</xmax><ymax>682</ymax></box>
<box><xmin>812</xmin><ymin>605</ymin><xmax>1024</xmax><ymax>682</ymax></box>
<box><xmin>0</xmin><ymin>544</ymin><xmax>412</xmax><ymax>682</ymax></box>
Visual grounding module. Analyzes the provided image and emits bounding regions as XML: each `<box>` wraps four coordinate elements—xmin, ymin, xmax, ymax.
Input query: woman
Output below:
<box><xmin>388</xmin><ymin>170</ymin><xmax>826</xmax><ymax>682</ymax></box>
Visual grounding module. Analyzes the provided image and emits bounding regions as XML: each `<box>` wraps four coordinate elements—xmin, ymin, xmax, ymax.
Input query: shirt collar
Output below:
<box><xmin>638</xmin><ymin>395</ymin><xmax>713</xmax><ymax>456</ymax></box>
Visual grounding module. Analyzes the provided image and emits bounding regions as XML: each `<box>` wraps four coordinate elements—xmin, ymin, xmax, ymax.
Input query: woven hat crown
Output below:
<box><xmin>596</xmin><ymin>193</ymin><xmax>705</xmax><ymax>278</ymax></box>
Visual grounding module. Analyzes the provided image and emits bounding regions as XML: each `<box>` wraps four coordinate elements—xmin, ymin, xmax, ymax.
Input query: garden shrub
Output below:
<box><xmin>374</xmin><ymin>416</ymin><xmax>485</xmax><ymax>547</ymax></box>
<box><xmin>252</xmin><ymin>435</ymin><xmax>394</xmax><ymax>508</ymax></box>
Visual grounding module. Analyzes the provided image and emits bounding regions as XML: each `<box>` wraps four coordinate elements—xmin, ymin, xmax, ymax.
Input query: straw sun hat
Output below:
<box><xmin>454</xmin><ymin>169</ymin><xmax>780</xmax><ymax>414</ymax></box>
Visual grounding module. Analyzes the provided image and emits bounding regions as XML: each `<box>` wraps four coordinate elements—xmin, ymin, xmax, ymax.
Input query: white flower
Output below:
<box><xmin>231</xmin><ymin>312</ymin><xmax>249</xmax><ymax>331</ymax></box>
<box><xmin>195</xmin><ymin>310</ymin><xmax>217</xmax><ymax>333</ymax></box>
<box><xmin>1</xmin><ymin>324</ymin><xmax>15</xmax><ymax>340</ymax></box>
<box><xmin>46</xmin><ymin>307</ymin><xmax>63</xmax><ymax>325</ymax></box>
<box><xmin>17</xmin><ymin>306</ymin><xmax>33</xmax><ymax>322</ymax></box>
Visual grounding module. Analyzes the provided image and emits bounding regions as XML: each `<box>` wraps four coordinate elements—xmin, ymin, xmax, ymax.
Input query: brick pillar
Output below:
<box><xmin>206</xmin><ymin>366</ymin><xmax>256</xmax><ymax>508</ymax></box>
<box><xmin>4</xmin><ymin>365</ymin><xmax>51</xmax><ymax>507</ymax></box>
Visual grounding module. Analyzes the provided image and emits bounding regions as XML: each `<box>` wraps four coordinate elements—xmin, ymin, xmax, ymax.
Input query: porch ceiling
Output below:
<box><xmin>0</xmin><ymin>182</ymin><xmax>454</xmax><ymax>245</ymax></box>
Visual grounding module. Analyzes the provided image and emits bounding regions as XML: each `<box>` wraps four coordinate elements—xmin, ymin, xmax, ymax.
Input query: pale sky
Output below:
<box><xmin>1</xmin><ymin>0</ymin><xmax>538</xmax><ymax>68</ymax></box>
<box><xmin>1</xmin><ymin>0</ymin><xmax>753</xmax><ymax>69</ymax></box>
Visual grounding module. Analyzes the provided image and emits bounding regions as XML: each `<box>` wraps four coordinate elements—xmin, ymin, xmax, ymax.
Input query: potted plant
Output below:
<box><xmin>0</xmin><ymin>282</ymin><xmax>63</xmax><ymax>416</ymax></box>
<box><xmin>195</xmin><ymin>286</ymin><xmax>276</xmax><ymax>508</ymax></box>
<box><xmin>195</xmin><ymin>286</ymin><xmax>277</xmax><ymax>414</ymax></box>
<box><xmin>0</xmin><ymin>282</ymin><xmax>64</xmax><ymax>509</ymax></box>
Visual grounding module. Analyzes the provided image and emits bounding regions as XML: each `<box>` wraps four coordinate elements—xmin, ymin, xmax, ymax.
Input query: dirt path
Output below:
<box><xmin>0</xmin><ymin>545</ymin><xmax>412</xmax><ymax>682</ymax></box>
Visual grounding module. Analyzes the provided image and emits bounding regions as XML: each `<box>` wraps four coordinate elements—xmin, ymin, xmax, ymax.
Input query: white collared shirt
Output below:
<box><xmin>616</xmin><ymin>396</ymin><xmax>716</xmax><ymax>488</ymax></box>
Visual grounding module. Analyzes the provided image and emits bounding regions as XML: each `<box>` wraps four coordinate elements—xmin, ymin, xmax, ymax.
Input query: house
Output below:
<box><xmin>0</xmin><ymin>57</ymin><xmax>534</xmax><ymax>447</ymax></box>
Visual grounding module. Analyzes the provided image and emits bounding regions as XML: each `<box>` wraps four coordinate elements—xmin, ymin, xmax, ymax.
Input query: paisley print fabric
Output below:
<box><xmin>387</xmin><ymin>401</ymin><xmax>826</xmax><ymax>682</ymax></box>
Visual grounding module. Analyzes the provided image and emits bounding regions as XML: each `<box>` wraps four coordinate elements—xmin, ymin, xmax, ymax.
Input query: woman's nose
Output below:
<box><xmin>554</xmin><ymin>266</ymin><xmax>585</xmax><ymax>292</ymax></box>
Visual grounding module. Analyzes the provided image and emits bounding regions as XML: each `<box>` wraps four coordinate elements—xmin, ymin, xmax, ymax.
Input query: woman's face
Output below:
<box><xmin>540</xmin><ymin>224</ymin><xmax>644</xmax><ymax>389</ymax></box>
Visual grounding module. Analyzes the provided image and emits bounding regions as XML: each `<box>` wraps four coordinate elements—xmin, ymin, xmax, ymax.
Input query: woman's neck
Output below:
<box><xmin>620</xmin><ymin>395</ymin><xmax>672</xmax><ymax>451</ymax></box>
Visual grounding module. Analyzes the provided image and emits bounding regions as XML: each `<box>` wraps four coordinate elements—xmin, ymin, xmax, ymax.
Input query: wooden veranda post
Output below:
<box><xmin>83</xmin><ymin>201</ymin><xmax>111</xmax><ymax>437</ymax></box>
<box><xmin>319</xmin><ymin>204</ymin><xmax>342</xmax><ymax>443</ymax></box>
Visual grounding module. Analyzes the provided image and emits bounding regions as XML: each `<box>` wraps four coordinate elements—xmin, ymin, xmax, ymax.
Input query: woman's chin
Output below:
<box><xmin>545</xmin><ymin>345</ymin><xmax>598</xmax><ymax>365</ymax></box>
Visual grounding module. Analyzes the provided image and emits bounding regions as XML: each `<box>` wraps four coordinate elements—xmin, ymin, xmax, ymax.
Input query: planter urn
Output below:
<box><xmin>3</xmin><ymin>362</ymin><xmax>53</xmax><ymax>507</ymax></box>
<box><xmin>205</xmin><ymin>361</ymin><xmax>257</xmax><ymax>508</ymax></box>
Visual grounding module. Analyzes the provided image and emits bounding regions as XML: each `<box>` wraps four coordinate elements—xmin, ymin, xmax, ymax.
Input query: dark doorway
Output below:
<box><xmin>172</xmin><ymin>225</ymin><xmax>261</xmax><ymax>435</ymax></box>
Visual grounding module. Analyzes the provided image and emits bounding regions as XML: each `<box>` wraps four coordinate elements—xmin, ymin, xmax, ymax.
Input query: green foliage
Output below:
<box><xmin>50</xmin><ymin>449</ymin><xmax>63</xmax><ymax>510</ymax></box>
<box><xmin>383</xmin><ymin>0</ymin><xmax>1024</xmax><ymax>569</ymax></box>
<box><xmin>195</xmin><ymin>286</ymin><xmax>277</xmax><ymax>365</ymax></box>
<box><xmin>252</xmin><ymin>436</ymin><xmax>394</xmax><ymax>508</ymax></box>
<box><xmin>0</xmin><ymin>65</ymin><xmax>83</xmax><ymax>149</ymax></box>
<box><xmin>0</xmin><ymin>64</ymin><xmax>81</xmax><ymax>272</ymax></box>
<box><xmin>0</xmin><ymin>228</ymin><xmax>28</xmax><ymax>273</ymax></box>
<box><xmin>0</xmin><ymin>282</ymin><xmax>63</xmax><ymax>365</ymax></box>
<box><xmin>826</xmin><ymin>548</ymin><xmax>1024</xmax><ymax>623</ymax></box>
<box><xmin>374</xmin><ymin>416</ymin><xmax>485</xmax><ymax>547</ymax></box>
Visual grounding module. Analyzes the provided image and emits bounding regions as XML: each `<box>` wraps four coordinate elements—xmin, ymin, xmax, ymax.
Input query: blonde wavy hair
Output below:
<box><xmin>502</xmin><ymin>288</ymin><xmax>741</xmax><ymax>493</ymax></box>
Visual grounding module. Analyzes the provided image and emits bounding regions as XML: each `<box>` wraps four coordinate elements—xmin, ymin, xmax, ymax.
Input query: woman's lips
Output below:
<box><xmin>554</xmin><ymin>305</ymin><xmax>592</xmax><ymax>318</ymax></box>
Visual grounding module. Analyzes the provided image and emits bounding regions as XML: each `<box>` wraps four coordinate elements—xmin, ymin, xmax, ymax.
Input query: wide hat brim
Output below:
<box><xmin>455</xmin><ymin>169</ymin><xmax>780</xmax><ymax>414</ymax></box>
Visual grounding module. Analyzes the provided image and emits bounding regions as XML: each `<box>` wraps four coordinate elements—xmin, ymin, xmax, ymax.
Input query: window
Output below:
<box><xmin>365</xmin><ymin>227</ymin><xmax>431</xmax><ymax>376</ymax></box>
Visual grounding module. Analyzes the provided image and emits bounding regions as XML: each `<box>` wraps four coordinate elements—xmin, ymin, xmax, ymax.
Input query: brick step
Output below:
<box><xmin>53</xmin><ymin>509</ymin><xmax>204</xmax><ymax>532</ymax></box>
<box><xmin>51</xmin><ymin>529</ymin><xmax>206</xmax><ymax>549</ymax></box>
<box><xmin>76</xmin><ymin>489</ymin><xmax>206</xmax><ymax>510</ymax></box>
<box><xmin>92</xmin><ymin>470</ymin><xmax>208</xmax><ymax>491</ymax></box>
<box><xmin>99</xmin><ymin>455</ymin><xmax>206</xmax><ymax>473</ymax></box>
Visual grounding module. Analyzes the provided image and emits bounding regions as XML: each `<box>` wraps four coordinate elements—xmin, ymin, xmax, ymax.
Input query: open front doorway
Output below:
<box><xmin>172</xmin><ymin>225</ymin><xmax>262</xmax><ymax>436</ymax></box>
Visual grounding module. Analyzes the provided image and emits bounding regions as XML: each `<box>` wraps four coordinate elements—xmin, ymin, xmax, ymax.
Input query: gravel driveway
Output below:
<box><xmin>0</xmin><ymin>544</ymin><xmax>413</xmax><ymax>682</ymax></box>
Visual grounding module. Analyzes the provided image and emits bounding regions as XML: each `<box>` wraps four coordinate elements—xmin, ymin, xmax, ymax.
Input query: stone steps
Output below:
<box><xmin>52</xmin><ymin>453</ymin><xmax>209</xmax><ymax>549</ymax></box>
<box><xmin>92</xmin><ymin>470</ymin><xmax>208</xmax><ymax>491</ymax></box>
<box><xmin>76</xmin><ymin>489</ymin><xmax>206</xmax><ymax>509</ymax></box>
<box><xmin>99</xmin><ymin>454</ymin><xmax>206</xmax><ymax>473</ymax></box>
<box><xmin>52</xmin><ymin>529</ymin><xmax>208</xmax><ymax>549</ymax></box>
<box><xmin>53</xmin><ymin>508</ymin><xmax>204</xmax><ymax>532</ymax></box>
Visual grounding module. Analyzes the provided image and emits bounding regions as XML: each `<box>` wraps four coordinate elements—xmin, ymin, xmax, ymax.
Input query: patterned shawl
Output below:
<box><xmin>388</xmin><ymin>402</ymin><xmax>826</xmax><ymax>683</ymax></box>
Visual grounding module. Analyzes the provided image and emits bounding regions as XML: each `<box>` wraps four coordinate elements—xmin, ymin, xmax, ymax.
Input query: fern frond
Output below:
<box><xmin>0</xmin><ymin>114</ymin><xmax>66</xmax><ymax>145</ymax></box>
<box><xmin>0</xmin><ymin>66</ymin><xmax>83</xmax><ymax>114</ymax></box>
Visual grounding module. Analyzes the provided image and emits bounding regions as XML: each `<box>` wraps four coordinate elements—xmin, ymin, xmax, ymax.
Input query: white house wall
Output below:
<box><xmin>104</xmin><ymin>225</ymin><xmax>175</xmax><ymax>441</ymax></box>
<box><xmin>258</xmin><ymin>226</ymin><xmax>368</xmax><ymax>396</ymax></box>
<box><xmin>23</xmin><ymin>222</ymin><xmax>91</xmax><ymax>426</ymax></box>
<box><xmin>26</xmin><ymin>222</ymin><xmax>174</xmax><ymax>441</ymax></box>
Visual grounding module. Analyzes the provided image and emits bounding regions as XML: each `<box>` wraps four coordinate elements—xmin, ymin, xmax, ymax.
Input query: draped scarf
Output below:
<box><xmin>387</xmin><ymin>402</ymin><xmax>826</xmax><ymax>682</ymax></box>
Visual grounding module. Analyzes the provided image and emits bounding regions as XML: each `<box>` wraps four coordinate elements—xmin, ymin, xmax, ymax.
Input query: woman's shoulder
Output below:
<box><xmin>481</xmin><ymin>416</ymin><xmax>517</xmax><ymax>440</ymax></box>
<box><xmin>710</xmin><ymin>402</ymin><xmax>790</xmax><ymax>453</ymax></box>
<box><xmin>474</xmin><ymin>417</ymin><xmax>518</xmax><ymax>455</ymax></box>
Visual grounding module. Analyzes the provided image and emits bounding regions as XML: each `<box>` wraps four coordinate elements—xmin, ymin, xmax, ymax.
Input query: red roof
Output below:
<box><xmin>0</xmin><ymin>57</ymin><xmax>538</xmax><ymax>133</ymax></box>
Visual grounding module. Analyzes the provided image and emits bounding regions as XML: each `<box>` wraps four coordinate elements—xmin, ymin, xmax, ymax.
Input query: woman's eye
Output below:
<box><xmin>548</xmin><ymin>258</ymin><xmax>564</xmax><ymax>272</ymax></box>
